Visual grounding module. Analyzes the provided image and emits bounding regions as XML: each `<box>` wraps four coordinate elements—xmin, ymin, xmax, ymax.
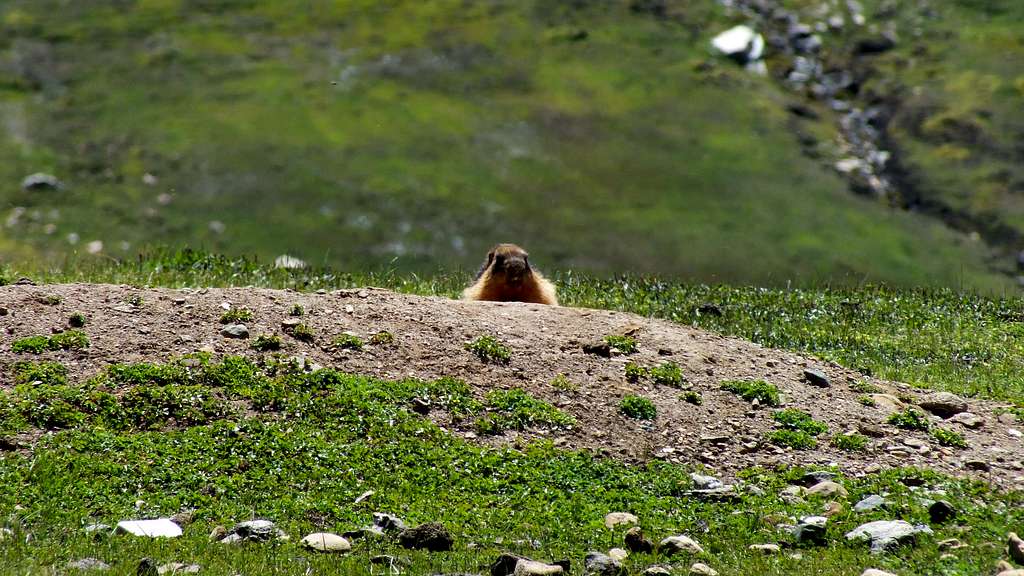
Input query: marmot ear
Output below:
<box><xmin>485</xmin><ymin>249</ymin><xmax>496</xmax><ymax>268</ymax></box>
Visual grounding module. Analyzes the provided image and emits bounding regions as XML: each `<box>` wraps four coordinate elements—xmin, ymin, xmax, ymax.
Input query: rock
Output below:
<box><xmin>208</xmin><ymin>525</ymin><xmax>227</xmax><ymax>541</ymax></box>
<box><xmin>800</xmin><ymin>471</ymin><xmax>837</xmax><ymax>486</ymax></box>
<box><xmin>869</xmin><ymin>394</ymin><xmax>905</xmax><ymax>413</ymax></box>
<box><xmin>641</xmin><ymin>566</ymin><xmax>672</xmax><ymax>576</ymax></box>
<box><xmin>84</xmin><ymin>523</ymin><xmax>112</xmax><ymax>535</ymax></box>
<box><xmin>949</xmin><ymin>412</ymin><xmax>984</xmax><ymax>428</ymax></box>
<box><xmin>220</xmin><ymin>323</ymin><xmax>248</xmax><ymax>338</ymax></box>
<box><xmin>659</xmin><ymin>535</ymin><xmax>704</xmax><ymax>556</ymax></box>
<box><xmin>690</xmin><ymin>473</ymin><xmax>724</xmax><ymax>490</ymax></box>
<box><xmin>964</xmin><ymin>459</ymin><xmax>990</xmax><ymax>472</ymax></box>
<box><xmin>792</xmin><ymin>516</ymin><xmax>828</xmax><ymax>545</ymax></box>
<box><xmin>114</xmin><ymin>518</ymin><xmax>182</xmax><ymax>538</ymax></box>
<box><xmin>780</xmin><ymin>485</ymin><xmax>807</xmax><ymax>505</ymax></box>
<box><xmin>937</xmin><ymin>538</ymin><xmax>963</xmax><ymax>550</ymax></box>
<box><xmin>858</xmin><ymin>422</ymin><xmax>886</xmax><ymax>437</ymax></box>
<box><xmin>511</xmin><ymin>559</ymin><xmax>563</xmax><ymax>576</ymax></box>
<box><xmin>157</xmin><ymin>564</ymin><xmax>201</xmax><ymax>575</ymax></box>
<box><xmin>607</xmin><ymin>548</ymin><xmax>628</xmax><ymax>562</ymax></box>
<box><xmin>373</xmin><ymin>512</ymin><xmax>408</xmax><ymax>533</ymax></box>
<box><xmin>928</xmin><ymin>501</ymin><xmax>956</xmax><ymax>524</ymax></box>
<box><xmin>584</xmin><ymin>552</ymin><xmax>622</xmax><ymax>576</ymax></box>
<box><xmin>845</xmin><ymin>520</ymin><xmax>933</xmax><ymax>553</ymax></box>
<box><xmin>274</xmin><ymin>255</ymin><xmax>307</xmax><ymax>269</ymax></box>
<box><xmin>854</xmin><ymin>495</ymin><xmax>887</xmax><ymax>512</ymax></box>
<box><xmin>711</xmin><ymin>25</ymin><xmax>765</xmax><ymax>64</ymax></box>
<box><xmin>1009</xmin><ymin>532</ymin><xmax>1024</xmax><ymax>565</ymax></box>
<box><xmin>582</xmin><ymin>341</ymin><xmax>611</xmax><ymax>357</ymax></box>
<box><xmin>300</xmin><ymin>532</ymin><xmax>351</xmax><ymax>553</ymax></box>
<box><xmin>918</xmin><ymin>392</ymin><xmax>968</xmax><ymax>418</ymax></box>
<box><xmin>604</xmin><ymin>512</ymin><xmax>639</xmax><ymax>529</ymax></box>
<box><xmin>997</xmin><ymin>570</ymin><xmax>1024</xmax><ymax>576</ymax></box>
<box><xmin>67</xmin><ymin>558</ymin><xmax>110</xmax><ymax>571</ymax></box>
<box><xmin>803</xmin><ymin>369</ymin><xmax>830</xmax><ymax>387</ymax></box>
<box><xmin>398</xmin><ymin>522</ymin><xmax>453</xmax><ymax>551</ymax></box>
<box><xmin>625</xmin><ymin>527</ymin><xmax>654</xmax><ymax>553</ymax></box>
<box><xmin>806</xmin><ymin>480</ymin><xmax>848</xmax><ymax>498</ymax></box>
<box><xmin>689</xmin><ymin>563</ymin><xmax>718</xmax><ymax>576</ymax></box>
<box><xmin>855</xmin><ymin>36</ymin><xmax>896</xmax><ymax>55</ymax></box>
<box><xmin>21</xmin><ymin>172</ymin><xmax>63</xmax><ymax>191</ymax></box>
<box><xmin>861</xmin><ymin>570</ymin><xmax>897</xmax><ymax>576</ymax></box>
<box><xmin>749</xmin><ymin>543</ymin><xmax>781</xmax><ymax>554</ymax></box>
<box><xmin>221</xmin><ymin>519</ymin><xmax>288</xmax><ymax>543</ymax></box>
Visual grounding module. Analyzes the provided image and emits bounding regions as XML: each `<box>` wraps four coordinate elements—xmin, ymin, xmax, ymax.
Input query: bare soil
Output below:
<box><xmin>1</xmin><ymin>283</ymin><xmax>1022</xmax><ymax>488</ymax></box>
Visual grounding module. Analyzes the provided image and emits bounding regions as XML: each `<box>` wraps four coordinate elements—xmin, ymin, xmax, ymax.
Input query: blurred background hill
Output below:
<box><xmin>0</xmin><ymin>0</ymin><xmax>1022</xmax><ymax>291</ymax></box>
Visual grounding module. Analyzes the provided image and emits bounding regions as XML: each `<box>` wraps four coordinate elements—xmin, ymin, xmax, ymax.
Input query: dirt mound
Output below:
<box><xmin>1</xmin><ymin>283</ymin><xmax>1021</xmax><ymax>487</ymax></box>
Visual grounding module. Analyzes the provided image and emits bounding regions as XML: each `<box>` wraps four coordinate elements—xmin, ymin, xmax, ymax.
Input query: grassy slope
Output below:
<box><xmin>0</xmin><ymin>0</ymin><xmax>1013</xmax><ymax>290</ymax></box>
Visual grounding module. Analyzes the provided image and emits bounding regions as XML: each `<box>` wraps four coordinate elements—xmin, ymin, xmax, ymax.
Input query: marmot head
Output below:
<box><xmin>481</xmin><ymin>243</ymin><xmax>531</xmax><ymax>286</ymax></box>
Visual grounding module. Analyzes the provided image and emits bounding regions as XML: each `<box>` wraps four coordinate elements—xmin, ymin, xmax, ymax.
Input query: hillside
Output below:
<box><xmin>0</xmin><ymin>0</ymin><xmax>1022</xmax><ymax>290</ymax></box>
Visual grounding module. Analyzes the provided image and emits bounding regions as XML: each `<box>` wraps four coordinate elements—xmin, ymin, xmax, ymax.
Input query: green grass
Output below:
<box><xmin>550</xmin><ymin>374</ymin><xmax>577</xmax><ymax>392</ymax></box>
<box><xmin>369</xmin><ymin>331</ymin><xmax>395</xmax><ymax>346</ymax></box>
<box><xmin>11</xmin><ymin>330</ymin><xmax>90</xmax><ymax>354</ymax></box>
<box><xmin>721</xmin><ymin>380</ymin><xmax>781</xmax><ymax>407</ymax></box>
<box><xmin>831</xmin><ymin>433</ymin><xmax>869</xmax><ymax>452</ymax></box>
<box><xmin>464</xmin><ymin>335</ymin><xmax>511</xmax><ymax>365</ymax></box>
<box><xmin>284</xmin><ymin>323</ymin><xmax>315</xmax><ymax>343</ymax></box>
<box><xmin>219</xmin><ymin>308</ymin><xmax>253</xmax><ymax>324</ymax></box>
<box><xmin>289</xmin><ymin>304</ymin><xmax>304</xmax><ymax>317</ymax></box>
<box><xmin>474</xmin><ymin>389</ymin><xmax>574</xmax><ymax>435</ymax></box>
<box><xmin>649</xmin><ymin>362</ymin><xmax>684</xmax><ymax>388</ymax></box>
<box><xmin>12</xmin><ymin>361</ymin><xmax>67</xmax><ymax>385</ymax></box>
<box><xmin>619</xmin><ymin>395</ymin><xmax>656</xmax><ymax>420</ymax></box>
<box><xmin>624</xmin><ymin>362</ymin><xmax>648</xmax><ymax>383</ymax></box>
<box><xmin>250</xmin><ymin>334</ymin><xmax>282</xmax><ymax>352</ymax></box>
<box><xmin>888</xmin><ymin>409</ymin><xmax>932</xmax><ymax>431</ymax></box>
<box><xmin>766</xmin><ymin>429</ymin><xmax>818</xmax><ymax>450</ymax></box>
<box><xmin>604</xmin><ymin>335</ymin><xmax>638</xmax><ymax>355</ymax></box>
<box><xmin>68</xmin><ymin>312</ymin><xmax>87</xmax><ymax>327</ymax></box>
<box><xmin>931</xmin><ymin>428</ymin><xmax>968</xmax><ymax>449</ymax></box>
<box><xmin>772</xmin><ymin>409</ymin><xmax>829</xmax><ymax>436</ymax></box>
<box><xmin>681</xmin><ymin>391</ymin><xmax>703</xmax><ymax>406</ymax></box>
<box><xmin>332</xmin><ymin>334</ymin><xmax>365</xmax><ymax>351</ymax></box>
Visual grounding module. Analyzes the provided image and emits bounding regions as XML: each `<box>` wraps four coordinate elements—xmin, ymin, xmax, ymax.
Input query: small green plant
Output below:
<box><xmin>127</xmin><ymin>294</ymin><xmax>144</xmax><ymax>307</ymax></box>
<box><xmin>624</xmin><ymin>362</ymin><xmax>648</xmax><ymax>383</ymax></box>
<box><xmin>681</xmin><ymin>391</ymin><xmax>702</xmax><ymax>405</ymax></box>
<box><xmin>721</xmin><ymin>379</ymin><xmax>780</xmax><ymax>407</ymax></box>
<box><xmin>619</xmin><ymin>395</ymin><xmax>656</xmax><ymax>420</ymax></box>
<box><xmin>857</xmin><ymin>395</ymin><xmax>877</xmax><ymax>407</ymax></box>
<box><xmin>888</xmin><ymin>408</ymin><xmax>931</xmax><ymax>431</ymax></box>
<box><xmin>465</xmin><ymin>335</ymin><xmax>511</xmax><ymax>364</ymax></box>
<box><xmin>220</xmin><ymin>308</ymin><xmax>253</xmax><ymax>324</ymax></box>
<box><xmin>287</xmin><ymin>323</ymin><xmax>315</xmax><ymax>343</ymax></box>
<box><xmin>13</xmin><ymin>361</ymin><xmax>68</xmax><ymax>385</ymax></box>
<box><xmin>550</xmin><ymin>374</ymin><xmax>578</xmax><ymax>392</ymax></box>
<box><xmin>36</xmin><ymin>294</ymin><xmax>62</xmax><ymax>305</ymax></box>
<box><xmin>369</xmin><ymin>331</ymin><xmax>395</xmax><ymax>345</ymax></box>
<box><xmin>773</xmin><ymin>409</ymin><xmax>828</xmax><ymax>436</ymax></box>
<box><xmin>12</xmin><ymin>331</ymin><xmax>90</xmax><ymax>354</ymax></box>
<box><xmin>650</xmin><ymin>361</ymin><xmax>684</xmax><ymax>387</ymax></box>
<box><xmin>289</xmin><ymin>303</ymin><xmax>305</xmax><ymax>316</ymax></box>
<box><xmin>831</xmin><ymin>433</ymin><xmax>869</xmax><ymax>452</ymax></box>
<box><xmin>332</xmin><ymin>334</ymin><xmax>364</xmax><ymax>351</ymax></box>
<box><xmin>68</xmin><ymin>312</ymin><xmax>87</xmax><ymax>327</ymax></box>
<box><xmin>766</xmin><ymin>429</ymin><xmax>817</xmax><ymax>450</ymax></box>
<box><xmin>251</xmin><ymin>334</ymin><xmax>282</xmax><ymax>351</ymax></box>
<box><xmin>474</xmin><ymin>389</ymin><xmax>574</xmax><ymax>434</ymax></box>
<box><xmin>850</xmin><ymin>380</ymin><xmax>881</xmax><ymax>394</ymax></box>
<box><xmin>604</xmin><ymin>335</ymin><xmax>638</xmax><ymax>354</ymax></box>
<box><xmin>931</xmin><ymin>427</ymin><xmax>967</xmax><ymax>448</ymax></box>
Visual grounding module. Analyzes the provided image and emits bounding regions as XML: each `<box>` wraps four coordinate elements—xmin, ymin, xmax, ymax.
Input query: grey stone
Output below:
<box><xmin>803</xmin><ymin>369</ymin><xmax>830</xmax><ymax>387</ymax></box>
<box><xmin>584</xmin><ymin>552</ymin><xmax>622</xmax><ymax>576</ymax></box>
<box><xmin>806</xmin><ymin>481</ymin><xmax>848</xmax><ymax>498</ymax></box>
<box><xmin>689</xmin><ymin>564</ymin><xmax>718</xmax><ymax>576</ymax></box>
<box><xmin>792</xmin><ymin>516</ymin><xmax>828</xmax><ymax>545</ymax></box>
<box><xmin>845</xmin><ymin>520</ymin><xmax>933</xmax><ymax>553</ymax></box>
<box><xmin>21</xmin><ymin>172</ymin><xmax>63</xmax><ymax>191</ymax></box>
<box><xmin>157</xmin><ymin>564</ymin><xmax>201</xmax><ymax>575</ymax></box>
<box><xmin>641</xmin><ymin>566</ymin><xmax>672</xmax><ymax>576</ymax></box>
<box><xmin>918</xmin><ymin>392</ymin><xmax>968</xmax><ymax>418</ymax></box>
<box><xmin>67</xmin><ymin>558</ymin><xmax>110</xmax><ymax>571</ymax></box>
<box><xmin>221</xmin><ymin>324</ymin><xmax>249</xmax><ymax>338</ymax></box>
<box><xmin>513</xmin><ymin>559</ymin><xmax>563</xmax><ymax>576</ymax></box>
<box><xmin>1009</xmin><ymin>532</ymin><xmax>1024</xmax><ymax>565</ymax></box>
<box><xmin>711</xmin><ymin>25</ymin><xmax>765</xmax><ymax>64</ymax></box>
<box><xmin>690</xmin><ymin>473</ymin><xmax>724</xmax><ymax>490</ymax></box>
<box><xmin>854</xmin><ymin>495</ymin><xmax>887</xmax><ymax>512</ymax></box>
<box><xmin>222</xmin><ymin>519</ymin><xmax>288</xmax><ymax>543</ymax></box>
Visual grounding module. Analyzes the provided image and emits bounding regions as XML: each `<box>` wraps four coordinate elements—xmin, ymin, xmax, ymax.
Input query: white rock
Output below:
<box><xmin>711</xmin><ymin>25</ymin><xmax>765</xmax><ymax>62</ymax></box>
<box><xmin>157</xmin><ymin>563</ymin><xmax>201</xmax><ymax>574</ymax></box>
<box><xmin>300</xmin><ymin>532</ymin><xmax>351</xmax><ymax>553</ymax></box>
<box><xmin>690</xmin><ymin>563</ymin><xmax>718</xmax><ymax>576</ymax></box>
<box><xmin>603</xmin><ymin>512</ymin><xmax>639</xmax><ymax>529</ymax></box>
<box><xmin>114</xmin><ymin>519</ymin><xmax>182</xmax><ymax>538</ymax></box>
<box><xmin>513</xmin><ymin>559</ymin><xmax>564</xmax><ymax>575</ymax></box>
<box><xmin>608</xmin><ymin>547</ymin><xmax>629</xmax><ymax>562</ymax></box>
<box><xmin>660</xmin><ymin>535</ymin><xmax>705</xmax><ymax>556</ymax></box>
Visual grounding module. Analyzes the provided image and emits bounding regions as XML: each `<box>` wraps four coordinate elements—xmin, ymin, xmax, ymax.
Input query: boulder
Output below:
<box><xmin>583</xmin><ymin>552</ymin><xmax>622</xmax><ymax>576</ymax></box>
<box><xmin>659</xmin><ymin>535</ymin><xmax>704</xmax><ymax>556</ymax></box>
<box><xmin>918</xmin><ymin>392</ymin><xmax>968</xmax><ymax>418</ymax></box>
<box><xmin>806</xmin><ymin>480</ymin><xmax>848</xmax><ymax>499</ymax></box>
<box><xmin>845</xmin><ymin>520</ymin><xmax>932</xmax><ymax>553</ymax></box>
<box><xmin>625</xmin><ymin>526</ymin><xmax>654</xmax><ymax>553</ymax></box>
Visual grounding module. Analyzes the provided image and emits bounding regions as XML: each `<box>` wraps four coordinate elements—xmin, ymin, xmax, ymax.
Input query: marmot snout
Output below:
<box><xmin>462</xmin><ymin>244</ymin><xmax>558</xmax><ymax>306</ymax></box>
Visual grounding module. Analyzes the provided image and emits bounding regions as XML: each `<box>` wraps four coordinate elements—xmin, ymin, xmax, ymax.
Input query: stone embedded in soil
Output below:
<box><xmin>928</xmin><ymin>500</ymin><xmax>956</xmax><ymax>524</ymax></box>
<box><xmin>803</xmin><ymin>368</ymin><xmax>830</xmax><ymax>387</ymax></box>
<box><xmin>918</xmin><ymin>392</ymin><xmax>968</xmax><ymax>418</ymax></box>
<box><xmin>66</xmin><ymin>558</ymin><xmax>110</xmax><ymax>571</ymax></box>
<box><xmin>1009</xmin><ymin>532</ymin><xmax>1024</xmax><ymax>565</ymax></box>
<box><xmin>584</xmin><ymin>551</ymin><xmax>622</xmax><ymax>576</ymax></box>
<box><xmin>641</xmin><ymin>566</ymin><xmax>672</xmax><ymax>576</ymax></box>
<box><xmin>300</xmin><ymin>532</ymin><xmax>352</xmax><ymax>553</ymax></box>
<box><xmin>870</xmin><ymin>394</ymin><xmax>905</xmax><ymax>413</ymax></box>
<box><xmin>749</xmin><ymin>543</ymin><xmax>781</xmax><ymax>554</ymax></box>
<box><xmin>607</xmin><ymin>548</ymin><xmax>628</xmax><ymax>562</ymax></box>
<box><xmin>792</xmin><ymin>516</ymin><xmax>828</xmax><ymax>545</ymax></box>
<box><xmin>220</xmin><ymin>323</ymin><xmax>249</xmax><ymax>338</ymax></box>
<box><xmin>806</xmin><ymin>480</ymin><xmax>848</xmax><ymax>499</ymax></box>
<box><xmin>690</xmin><ymin>473</ymin><xmax>724</xmax><ymax>490</ymax></box>
<box><xmin>854</xmin><ymin>495</ymin><xmax>887</xmax><ymax>512</ymax></box>
<box><xmin>845</xmin><ymin>520</ymin><xmax>933</xmax><ymax>553</ymax></box>
<box><xmin>513</xmin><ymin>559</ymin><xmax>564</xmax><ymax>576</ymax></box>
<box><xmin>157</xmin><ymin>563</ymin><xmax>201</xmax><ymax>574</ymax></box>
<box><xmin>398</xmin><ymin>522</ymin><xmax>453</xmax><ymax>551</ymax></box>
<box><xmin>221</xmin><ymin>519</ymin><xmax>288</xmax><ymax>543</ymax></box>
<box><xmin>603</xmin><ymin>512</ymin><xmax>639</xmax><ymax>529</ymax></box>
<box><xmin>949</xmin><ymin>412</ymin><xmax>984</xmax><ymax>429</ymax></box>
<box><xmin>114</xmin><ymin>518</ymin><xmax>182</xmax><ymax>538</ymax></box>
<box><xmin>625</xmin><ymin>527</ymin><xmax>654</xmax><ymax>553</ymax></box>
<box><xmin>582</xmin><ymin>340</ymin><xmax>612</xmax><ymax>357</ymax></box>
<box><xmin>659</xmin><ymin>535</ymin><xmax>704</xmax><ymax>556</ymax></box>
<box><xmin>689</xmin><ymin>563</ymin><xmax>719</xmax><ymax>576</ymax></box>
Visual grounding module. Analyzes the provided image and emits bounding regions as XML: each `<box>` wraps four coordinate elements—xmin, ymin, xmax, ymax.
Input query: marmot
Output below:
<box><xmin>462</xmin><ymin>243</ymin><xmax>558</xmax><ymax>306</ymax></box>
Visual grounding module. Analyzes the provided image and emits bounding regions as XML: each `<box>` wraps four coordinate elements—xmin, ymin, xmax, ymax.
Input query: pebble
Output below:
<box><xmin>918</xmin><ymin>392</ymin><xmax>968</xmax><ymax>418</ymax></box>
<box><xmin>220</xmin><ymin>323</ymin><xmax>249</xmax><ymax>338</ymax></box>
<box><xmin>300</xmin><ymin>532</ymin><xmax>351</xmax><ymax>553</ymax></box>
<box><xmin>803</xmin><ymin>368</ymin><xmax>830</xmax><ymax>387</ymax></box>
<box><xmin>949</xmin><ymin>412</ymin><xmax>984</xmax><ymax>429</ymax></box>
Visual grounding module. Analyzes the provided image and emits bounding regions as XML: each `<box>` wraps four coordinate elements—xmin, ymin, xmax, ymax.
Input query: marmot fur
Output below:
<box><xmin>462</xmin><ymin>244</ymin><xmax>558</xmax><ymax>306</ymax></box>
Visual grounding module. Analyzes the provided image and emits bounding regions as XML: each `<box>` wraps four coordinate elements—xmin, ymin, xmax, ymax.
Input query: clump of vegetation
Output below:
<box><xmin>831</xmin><ymin>433</ymin><xmax>869</xmax><ymax>452</ymax></box>
<box><xmin>415</xmin><ymin>377</ymin><xmax>482</xmax><ymax>422</ymax></box>
<box><xmin>36</xmin><ymin>294</ymin><xmax>62</xmax><ymax>305</ymax></box>
<box><xmin>13</xmin><ymin>383</ymin><xmax>115</xmax><ymax>430</ymax></box>
<box><xmin>931</xmin><ymin>427</ymin><xmax>967</xmax><ymax>448</ymax></box>
<box><xmin>624</xmin><ymin>362</ymin><xmax>648</xmax><ymax>383</ymax></box>
<box><xmin>620</xmin><ymin>395</ymin><xmax>656</xmax><ymax>420</ymax></box>
<box><xmin>251</xmin><ymin>334</ymin><xmax>282</xmax><ymax>352</ymax></box>
<box><xmin>369</xmin><ymin>331</ymin><xmax>395</xmax><ymax>345</ymax></box>
<box><xmin>11</xmin><ymin>331</ymin><xmax>90</xmax><ymax>354</ymax></box>
<box><xmin>721</xmin><ymin>379</ymin><xmax>780</xmax><ymax>407</ymax></box>
<box><xmin>220</xmin><ymin>308</ymin><xmax>253</xmax><ymax>324</ymax></box>
<box><xmin>465</xmin><ymin>336</ymin><xmax>511</xmax><ymax>364</ymax></box>
<box><xmin>126</xmin><ymin>294</ymin><xmax>144</xmax><ymax>307</ymax></box>
<box><xmin>118</xmin><ymin>385</ymin><xmax>232</xmax><ymax>430</ymax></box>
<box><xmin>850</xmin><ymin>380</ymin><xmax>882</xmax><ymax>394</ymax></box>
<box><xmin>286</xmin><ymin>323</ymin><xmax>315</xmax><ymax>343</ymax></box>
<box><xmin>773</xmin><ymin>409</ymin><xmax>828</xmax><ymax>436</ymax></box>
<box><xmin>12</xmin><ymin>361</ymin><xmax>68</xmax><ymax>385</ymax></box>
<box><xmin>68</xmin><ymin>312</ymin><xmax>87</xmax><ymax>328</ymax></box>
<box><xmin>332</xmin><ymin>334</ymin><xmax>364</xmax><ymax>351</ymax></box>
<box><xmin>604</xmin><ymin>335</ymin><xmax>638</xmax><ymax>354</ymax></box>
<box><xmin>104</xmin><ymin>362</ymin><xmax>189</xmax><ymax>386</ymax></box>
<box><xmin>888</xmin><ymin>408</ymin><xmax>931</xmax><ymax>431</ymax></box>
<box><xmin>766</xmin><ymin>429</ymin><xmax>817</xmax><ymax>450</ymax></box>
<box><xmin>650</xmin><ymin>361</ymin><xmax>684</xmax><ymax>387</ymax></box>
<box><xmin>474</xmin><ymin>389</ymin><xmax>574</xmax><ymax>434</ymax></box>
<box><xmin>857</xmin><ymin>395</ymin><xmax>877</xmax><ymax>407</ymax></box>
<box><xmin>289</xmin><ymin>303</ymin><xmax>305</xmax><ymax>316</ymax></box>
<box><xmin>550</xmin><ymin>374</ymin><xmax>577</xmax><ymax>392</ymax></box>
<box><xmin>681</xmin><ymin>391</ymin><xmax>702</xmax><ymax>405</ymax></box>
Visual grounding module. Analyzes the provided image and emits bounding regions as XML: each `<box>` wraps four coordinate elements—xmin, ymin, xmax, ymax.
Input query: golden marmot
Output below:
<box><xmin>462</xmin><ymin>244</ymin><xmax>558</xmax><ymax>306</ymax></box>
